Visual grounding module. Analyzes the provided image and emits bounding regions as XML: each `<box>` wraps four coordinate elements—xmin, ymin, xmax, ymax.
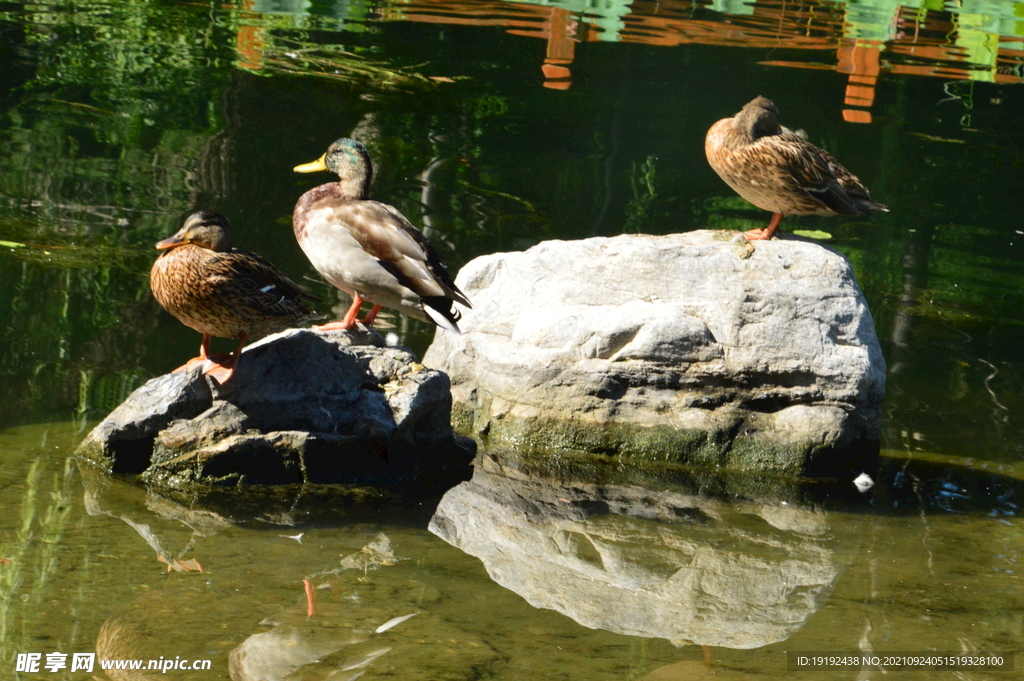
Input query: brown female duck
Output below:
<box><xmin>292</xmin><ymin>138</ymin><xmax>470</xmax><ymax>333</ymax></box>
<box><xmin>150</xmin><ymin>211</ymin><xmax>320</xmax><ymax>383</ymax></box>
<box><xmin>705</xmin><ymin>96</ymin><xmax>887</xmax><ymax>240</ymax></box>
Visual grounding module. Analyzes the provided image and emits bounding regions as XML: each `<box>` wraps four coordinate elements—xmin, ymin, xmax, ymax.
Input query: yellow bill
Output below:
<box><xmin>293</xmin><ymin>154</ymin><xmax>329</xmax><ymax>173</ymax></box>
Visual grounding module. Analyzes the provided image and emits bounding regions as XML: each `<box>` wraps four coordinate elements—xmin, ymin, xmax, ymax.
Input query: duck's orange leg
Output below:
<box><xmin>314</xmin><ymin>294</ymin><xmax>364</xmax><ymax>331</ymax></box>
<box><xmin>172</xmin><ymin>334</ymin><xmax>244</xmax><ymax>383</ymax></box>
<box><xmin>173</xmin><ymin>333</ymin><xmax>219</xmax><ymax>373</ymax></box>
<box><xmin>360</xmin><ymin>305</ymin><xmax>382</xmax><ymax>325</ymax></box>
<box><xmin>744</xmin><ymin>212</ymin><xmax>783</xmax><ymax>241</ymax></box>
<box><xmin>203</xmin><ymin>334</ymin><xmax>247</xmax><ymax>384</ymax></box>
<box><xmin>314</xmin><ymin>296</ymin><xmax>381</xmax><ymax>330</ymax></box>
<box><xmin>303</xmin><ymin>579</ymin><xmax>317</xmax><ymax>618</ymax></box>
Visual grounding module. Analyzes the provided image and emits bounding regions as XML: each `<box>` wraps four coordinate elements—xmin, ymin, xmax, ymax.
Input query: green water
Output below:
<box><xmin>1</xmin><ymin>0</ymin><xmax>1023</xmax><ymax>678</ymax></box>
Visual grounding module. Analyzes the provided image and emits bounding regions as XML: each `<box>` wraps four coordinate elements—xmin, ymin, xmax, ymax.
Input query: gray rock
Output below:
<box><xmin>77</xmin><ymin>328</ymin><xmax>474</xmax><ymax>487</ymax></box>
<box><xmin>424</xmin><ymin>231</ymin><xmax>885</xmax><ymax>475</ymax></box>
<box><xmin>155</xmin><ymin>401</ymin><xmax>253</xmax><ymax>454</ymax></box>
<box><xmin>74</xmin><ymin>371</ymin><xmax>213</xmax><ymax>473</ymax></box>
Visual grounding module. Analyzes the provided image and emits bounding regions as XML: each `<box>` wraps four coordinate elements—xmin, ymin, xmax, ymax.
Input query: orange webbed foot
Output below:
<box><xmin>203</xmin><ymin>361</ymin><xmax>237</xmax><ymax>385</ymax></box>
<box><xmin>312</xmin><ymin>320</ymin><xmax>357</xmax><ymax>331</ymax></box>
<box><xmin>172</xmin><ymin>356</ymin><xmax>207</xmax><ymax>374</ymax></box>
<box><xmin>743</xmin><ymin>228</ymin><xmax>773</xmax><ymax>241</ymax></box>
<box><xmin>313</xmin><ymin>299</ymin><xmax>381</xmax><ymax>331</ymax></box>
<box><xmin>172</xmin><ymin>353</ymin><xmax>235</xmax><ymax>379</ymax></box>
<box><xmin>744</xmin><ymin>212</ymin><xmax>783</xmax><ymax>241</ymax></box>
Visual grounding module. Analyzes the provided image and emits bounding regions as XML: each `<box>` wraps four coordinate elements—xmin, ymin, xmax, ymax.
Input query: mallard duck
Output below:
<box><xmin>292</xmin><ymin>138</ymin><xmax>470</xmax><ymax>333</ymax></box>
<box><xmin>705</xmin><ymin>96</ymin><xmax>888</xmax><ymax>240</ymax></box>
<box><xmin>150</xmin><ymin>211</ymin><xmax>321</xmax><ymax>383</ymax></box>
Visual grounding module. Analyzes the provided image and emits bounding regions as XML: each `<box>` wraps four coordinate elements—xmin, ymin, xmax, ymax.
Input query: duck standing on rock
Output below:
<box><xmin>150</xmin><ymin>211</ymin><xmax>321</xmax><ymax>384</ymax></box>
<box><xmin>292</xmin><ymin>137</ymin><xmax>471</xmax><ymax>333</ymax></box>
<box><xmin>705</xmin><ymin>96</ymin><xmax>888</xmax><ymax>241</ymax></box>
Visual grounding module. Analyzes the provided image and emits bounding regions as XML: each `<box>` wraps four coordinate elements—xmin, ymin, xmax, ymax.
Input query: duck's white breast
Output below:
<box><xmin>297</xmin><ymin>208</ymin><xmax>427</xmax><ymax>319</ymax></box>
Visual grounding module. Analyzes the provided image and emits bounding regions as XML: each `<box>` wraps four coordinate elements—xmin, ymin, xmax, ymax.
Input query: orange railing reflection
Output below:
<box><xmin>376</xmin><ymin>0</ymin><xmax>588</xmax><ymax>88</ymax></box>
<box><xmin>375</xmin><ymin>0</ymin><xmax>1024</xmax><ymax>122</ymax></box>
<box><xmin>229</xmin><ymin>0</ymin><xmax>1024</xmax><ymax>122</ymax></box>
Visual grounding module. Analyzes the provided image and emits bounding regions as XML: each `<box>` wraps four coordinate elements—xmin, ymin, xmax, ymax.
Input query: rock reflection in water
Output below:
<box><xmin>429</xmin><ymin>452</ymin><xmax>849</xmax><ymax>649</ymax></box>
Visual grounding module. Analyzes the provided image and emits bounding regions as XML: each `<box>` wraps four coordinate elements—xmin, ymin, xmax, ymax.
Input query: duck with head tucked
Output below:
<box><xmin>292</xmin><ymin>138</ymin><xmax>471</xmax><ymax>333</ymax></box>
<box><xmin>150</xmin><ymin>211</ymin><xmax>321</xmax><ymax>384</ymax></box>
<box><xmin>705</xmin><ymin>96</ymin><xmax>888</xmax><ymax>241</ymax></box>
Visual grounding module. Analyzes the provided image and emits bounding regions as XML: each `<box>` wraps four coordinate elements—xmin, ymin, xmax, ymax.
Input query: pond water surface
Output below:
<box><xmin>1</xmin><ymin>0</ymin><xmax>1023</xmax><ymax>679</ymax></box>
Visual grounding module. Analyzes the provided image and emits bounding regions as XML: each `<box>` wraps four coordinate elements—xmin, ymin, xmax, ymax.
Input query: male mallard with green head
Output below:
<box><xmin>150</xmin><ymin>211</ymin><xmax>321</xmax><ymax>383</ymax></box>
<box><xmin>705</xmin><ymin>96</ymin><xmax>888</xmax><ymax>240</ymax></box>
<box><xmin>292</xmin><ymin>138</ymin><xmax>470</xmax><ymax>332</ymax></box>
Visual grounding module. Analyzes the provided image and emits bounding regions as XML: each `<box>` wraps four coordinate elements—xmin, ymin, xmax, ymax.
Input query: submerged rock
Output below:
<box><xmin>424</xmin><ymin>231</ymin><xmax>885</xmax><ymax>476</ymax></box>
<box><xmin>77</xmin><ymin>328</ymin><xmax>474</xmax><ymax>488</ymax></box>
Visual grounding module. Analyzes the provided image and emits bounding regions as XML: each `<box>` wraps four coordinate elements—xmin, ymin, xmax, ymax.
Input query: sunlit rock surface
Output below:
<box><xmin>424</xmin><ymin>231</ymin><xmax>885</xmax><ymax>475</ymax></box>
<box><xmin>76</xmin><ymin>328</ymin><xmax>474</xmax><ymax>488</ymax></box>
<box><xmin>429</xmin><ymin>452</ymin><xmax>851</xmax><ymax>649</ymax></box>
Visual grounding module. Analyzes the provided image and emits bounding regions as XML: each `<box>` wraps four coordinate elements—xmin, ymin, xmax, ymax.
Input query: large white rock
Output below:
<box><xmin>424</xmin><ymin>231</ymin><xmax>885</xmax><ymax>475</ymax></box>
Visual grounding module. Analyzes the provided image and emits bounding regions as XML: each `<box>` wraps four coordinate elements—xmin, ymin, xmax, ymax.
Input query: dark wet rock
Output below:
<box><xmin>77</xmin><ymin>327</ymin><xmax>474</xmax><ymax>488</ymax></box>
<box><xmin>155</xmin><ymin>401</ymin><xmax>253</xmax><ymax>452</ymax></box>
<box><xmin>429</xmin><ymin>450</ymin><xmax>857</xmax><ymax>648</ymax></box>
<box><xmin>424</xmin><ymin>231</ymin><xmax>885</xmax><ymax>476</ymax></box>
<box><xmin>75</xmin><ymin>372</ymin><xmax>213</xmax><ymax>473</ymax></box>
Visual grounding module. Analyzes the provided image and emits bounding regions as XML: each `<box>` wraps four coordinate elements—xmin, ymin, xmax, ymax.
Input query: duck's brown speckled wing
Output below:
<box><xmin>814</xmin><ymin>144</ymin><xmax>887</xmax><ymax>210</ymax></box>
<box><xmin>764</xmin><ymin>132</ymin><xmax>885</xmax><ymax>217</ymax></box>
<box><xmin>151</xmin><ymin>244</ymin><xmax>321</xmax><ymax>342</ymax></box>
<box><xmin>206</xmin><ymin>249</ymin><xmax>321</xmax><ymax>319</ymax></box>
<box><xmin>324</xmin><ymin>200</ymin><xmax>471</xmax><ymax>308</ymax></box>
